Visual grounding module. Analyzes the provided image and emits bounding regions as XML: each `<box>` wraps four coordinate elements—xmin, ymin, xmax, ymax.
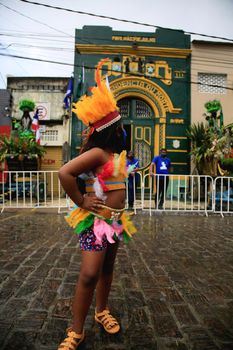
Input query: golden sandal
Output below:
<box><xmin>95</xmin><ymin>308</ymin><xmax>120</xmax><ymax>334</ymax></box>
<box><xmin>58</xmin><ymin>327</ymin><xmax>85</xmax><ymax>350</ymax></box>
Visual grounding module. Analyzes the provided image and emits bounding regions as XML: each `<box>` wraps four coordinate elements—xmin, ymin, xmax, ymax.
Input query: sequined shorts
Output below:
<box><xmin>79</xmin><ymin>227</ymin><xmax>108</xmax><ymax>251</ymax></box>
<box><xmin>77</xmin><ymin>205</ymin><xmax>125</xmax><ymax>251</ymax></box>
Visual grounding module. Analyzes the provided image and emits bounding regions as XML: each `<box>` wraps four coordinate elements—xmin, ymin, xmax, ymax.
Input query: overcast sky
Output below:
<box><xmin>0</xmin><ymin>0</ymin><xmax>233</xmax><ymax>89</ymax></box>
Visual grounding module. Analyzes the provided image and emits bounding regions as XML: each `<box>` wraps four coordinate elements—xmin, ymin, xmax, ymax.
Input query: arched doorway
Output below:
<box><xmin>118</xmin><ymin>97</ymin><xmax>154</xmax><ymax>170</ymax></box>
<box><xmin>110</xmin><ymin>76</ymin><xmax>182</xmax><ymax>174</ymax></box>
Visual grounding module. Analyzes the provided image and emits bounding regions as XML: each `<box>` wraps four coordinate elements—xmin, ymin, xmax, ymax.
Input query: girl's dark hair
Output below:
<box><xmin>80</xmin><ymin>120</ymin><xmax>125</xmax><ymax>154</ymax></box>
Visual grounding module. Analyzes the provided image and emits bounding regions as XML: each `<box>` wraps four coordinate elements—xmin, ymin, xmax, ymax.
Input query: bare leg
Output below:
<box><xmin>95</xmin><ymin>241</ymin><xmax>119</xmax><ymax>312</ymax></box>
<box><xmin>72</xmin><ymin>250</ymin><xmax>106</xmax><ymax>333</ymax></box>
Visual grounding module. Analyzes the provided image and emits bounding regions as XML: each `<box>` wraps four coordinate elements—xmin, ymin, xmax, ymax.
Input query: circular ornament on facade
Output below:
<box><xmin>147</xmin><ymin>66</ymin><xmax>154</xmax><ymax>74</ymax></box>
<box><xmin>112</xmin><ymin>63</ymin><xmax>121</xmax><ymax>72</ymax></box>
<box><xmin>173</xmin><ymin>139</ymin><xmax>180</xmax><ymax>149</ymax></box>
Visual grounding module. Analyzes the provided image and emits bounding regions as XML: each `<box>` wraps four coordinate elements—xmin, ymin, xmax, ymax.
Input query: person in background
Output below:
<box><xmin>149</xmin><ymin>148</ymin><xmax>171</xmax><ymax>209</ymax></box>
<box><xmin>126</xmin><ymin>150</ymin><xmax>140</xmax><ymax>209</ymax></box>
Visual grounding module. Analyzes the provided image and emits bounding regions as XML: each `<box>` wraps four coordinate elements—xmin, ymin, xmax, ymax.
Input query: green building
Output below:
<box><xmin>72</xmin><ymin>26</ymin><xmax>191</xmax><ymax>180</ymax></box>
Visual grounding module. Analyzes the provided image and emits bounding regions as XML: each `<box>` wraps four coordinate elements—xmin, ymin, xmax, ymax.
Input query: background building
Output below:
<box><xmin>0</xmin><ymin>89</ymin><xmax>12</xmax><ymax>135</ymax></box>
<box><xmin>7</xmin><ymin>77</ymin><xmax>70</xmax><ymax>172</ymax></box>
<box><xmin>191</xmin><ymin>40</ymin><xmax>233</xmax><ymax>127</ymax></box>
<box><xmin>72</xmin><ymin>26</ymin><xmax>191</xmax><ymax>181</ymax></box>
<box><xmin>0</xmin><ymin>89</ymin><xmax>12</xmax><ymax>183</ymax></box>
<box><xmin>4</xmin><ymin>34</ymin><xmax>232</xmax><ymax>181</ymax></box>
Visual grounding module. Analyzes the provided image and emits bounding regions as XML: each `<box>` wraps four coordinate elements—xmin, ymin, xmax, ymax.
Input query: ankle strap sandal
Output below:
<box><xmin>57</xmin><ymin>327</ymin><xmax>85</xmax><ymax>350</ymax></box>
<box><xmin>95</xmin><ymin>308</ymin><xmax>120</xmax><ymax>334</ymax></box>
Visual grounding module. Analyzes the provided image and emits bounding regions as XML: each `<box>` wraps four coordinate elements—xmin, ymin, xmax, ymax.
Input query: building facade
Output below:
<box><xmin>0</xmin><ymin>89</ymin><xmax>12</xmax><ymax>134</ymax></box>
<box><xmin>5</xmin><ymin>33</ymin><xmax>231</xmax><ymax>181</ymax></box>
<box><xmin>7</xmin><ymin>77</ymin><xmax>70</xmax><ymax>173</ymax></box>
<box><xmin>72</xmin><ymin>26</ymin><xmax>191</xmax><ymax>178</ymax></box>
<box><xmin>191</xmin><ymin>40</ymin><xmax>233</xmax><ymax>127</ymax></box>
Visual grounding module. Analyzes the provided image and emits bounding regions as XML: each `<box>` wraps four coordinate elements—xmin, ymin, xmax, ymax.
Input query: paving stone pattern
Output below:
<box><xmin>0</xmin><ymin>211</ymin><xmax>233</xmax><ymax>350</ymax></box>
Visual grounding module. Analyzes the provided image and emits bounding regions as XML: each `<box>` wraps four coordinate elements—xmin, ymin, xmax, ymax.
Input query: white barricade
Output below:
<box><xmin>0</xmin><ymin>171</ymin><xmax>68</xmax><ymax>212</ymax></box>
<box><xmin>142</xmin><ymin>173</ymin><xmax>214</xmax><ymax>216</ymax></box>
<box><xmin>213</xmin><ymin>176</ymin><xmax>233</xmax><ymax>216</ymax></box>
<box><xmin>125</xmin><ymin>171</ymin><xmax>143</xmax><ymax>214</ymax></box>
<box><xmin>1</xmin><ymin>170</ymin><xmax>232</xmax><ymax>216</ymax></box>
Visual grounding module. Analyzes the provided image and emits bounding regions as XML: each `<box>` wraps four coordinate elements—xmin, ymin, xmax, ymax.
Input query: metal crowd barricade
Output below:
<box><xmin>213</xmin><ymin>176</ymin><xmax>233</xmax><ymax>216</ymax></box>
<box><xmin>0</xmin><ymin>170</ymin><xmax>69</xmax><ymax>212</ymax></box>
<box><xmin>125</xmin><ymin>170</ymin><xmax>143</xmax><ymax>214</ymax></box>
<box><xmin>142</xmin><ymin>173</ymin><xmax>214</xmax><ymax>216</ymax></box>
<box><xmin>1</xmin><ymin>170</ymin><xmax>232</xmax><ymax>216</ymax></box>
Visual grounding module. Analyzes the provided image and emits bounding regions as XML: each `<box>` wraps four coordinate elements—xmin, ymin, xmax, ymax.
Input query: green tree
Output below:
<box><xmin>187</xmin><ymin>121</ymin><xmax>233</xmax><ymax>176</ymax></box>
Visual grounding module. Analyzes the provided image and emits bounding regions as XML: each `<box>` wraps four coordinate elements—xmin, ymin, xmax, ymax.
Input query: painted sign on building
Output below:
<box><xmin>35</xmin><ymin>102</ymin><xmax>50</xmax><ymax>120</ymax></box>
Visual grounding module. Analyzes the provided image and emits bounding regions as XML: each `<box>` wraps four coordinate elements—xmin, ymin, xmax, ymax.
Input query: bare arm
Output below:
<box><xmin>58</xmin><ymin>148</ymin><xmax>107</xmax><ymax>210</ymax></box>
<box><xmin>149</xmin><ymin>162</ymin><xmax>155</xmax><ymax>175</ymax></box>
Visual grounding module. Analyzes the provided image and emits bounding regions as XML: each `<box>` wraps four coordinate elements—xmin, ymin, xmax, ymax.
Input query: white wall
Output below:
<box><xmin>191</xmin><ymin>42</ymin><xmax>233</xmax><ymax>127</ymax></box>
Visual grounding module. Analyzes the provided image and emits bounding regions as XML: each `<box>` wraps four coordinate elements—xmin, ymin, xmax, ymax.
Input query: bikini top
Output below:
<box><xmin>85</xmin><ymin>174</ymin><xmax>126</xmax><ymax>193</ymax></box>
<box><xmin>84</xmin><ymin>150</ymin><xmax>127</xmax><ymax>199</ymax></box>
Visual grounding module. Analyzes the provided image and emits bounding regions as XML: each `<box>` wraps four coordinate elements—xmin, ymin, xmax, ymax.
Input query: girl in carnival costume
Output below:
<box><xmin>57</xmin><ymin>59</ymin><xmax>137</xmax><ymax>350</ymax></box>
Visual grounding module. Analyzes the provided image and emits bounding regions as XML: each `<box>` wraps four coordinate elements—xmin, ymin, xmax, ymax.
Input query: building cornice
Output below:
<box><xmin>75</xmin><ymin>44</ymin><xmax>191</xmax><ymax>58</ymax></box>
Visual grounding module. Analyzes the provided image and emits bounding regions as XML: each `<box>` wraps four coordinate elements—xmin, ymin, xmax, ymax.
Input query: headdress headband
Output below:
<box><xmin>93</xmin><ymin>110</ymin><xmax>121</xmax><ymax>131</ymax></box>
<box><xmin>72</xmin><ymin>59</ymin><xmax>120</xmax><ymax>132</ymax></box>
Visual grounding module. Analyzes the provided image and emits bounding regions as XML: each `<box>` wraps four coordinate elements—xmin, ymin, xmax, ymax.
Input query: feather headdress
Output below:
<box><xmin>72</xmin><ymin>59</ymin><xmax>121</xmax><ymax>132</ymax></box>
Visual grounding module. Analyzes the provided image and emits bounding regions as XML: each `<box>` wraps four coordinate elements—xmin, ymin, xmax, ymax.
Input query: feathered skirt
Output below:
<box><xmin>65</xmin><ymin>205</ymin><xmax>137</xmax><ymax>251</ymax></box>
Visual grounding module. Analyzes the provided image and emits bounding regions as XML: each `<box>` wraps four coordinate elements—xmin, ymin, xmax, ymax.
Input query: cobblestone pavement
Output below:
<box><xmin>0</xmin><ymin>210</ymin><xmax>233</xmax><ymax>350</ymax></box>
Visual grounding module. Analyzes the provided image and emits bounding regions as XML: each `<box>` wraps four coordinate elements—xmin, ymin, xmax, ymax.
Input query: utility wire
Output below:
<box><xmin>1</xmin><ymin>27</ymin><xmax>233</xmax><ymax>73</ymax></box>
<box><xmin>1</xmin><ymin>52</ymin><xmax>232</xmax><ymax>90</ymax></box>
<box><xmin>0</xmin><ymin>43</ymin><xmax>74</xmax><ymax>52</ymax></box>
<box><xmin>16</xmin><ymin>0</ymin><xmax>233</xmax><ymax>42</ymax></box>
<box><xmin>0</xmin><ymin>30</ymin><xmax>68</xmax><ymax>36</ymax></box>
<box><xmin>0</xmin><ymin>33</ymin><xmax>74</xmax><ymax>45</ymax></box>
<box><xmin>0</xmin><ymin>3</ymin><xmax>73</xmax><ymax>38</ymax></box>
<box><xmin>2</xmin><ymin>30</ymin><xmax>233</xmax><ymax>51</ymax></box>
<box><xmin>1</xmin><ymin>42</ymin><xmax>233</xmax><ymax>71</ymax></box>
<box><xmin>4</xmin><ymin>53</ymin><xmax>233</xmax><ymax>84</ymax></box>
<box><xmin>1</xmin><ymin>41</ymin><xmax>233</xmax><ymax>68</ymax></box>
<box><xmin>1</xmin><ymin>32</ymin><xmax>233</xmax><ymax>61</ymax></box>
<box><xmin>1</xmin><ymin>30</ymin><xmax>233</xmax><ymax>55</ymax></box>
<box><xmin>3</xmin><ymin>43</ymin><xmax>233</xmax><ymax>66</ymax></box>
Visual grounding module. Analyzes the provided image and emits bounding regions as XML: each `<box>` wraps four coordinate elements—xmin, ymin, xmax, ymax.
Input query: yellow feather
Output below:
<box><xmin>73</xmin><ymin>59</ymin><xmax>118</xmax><ymax>125</ymax></box>
<box><xmin>113</xmin><ymin>154</ymin><xmax>119</xmax><ymax>176</ymax></box>
<box><xmin>121</xmin><ymin>212</ymin><xmax>137</xmax><ymax>237</ymax></box>
<box><xmin>65</xmin><ymin>207</ymin><xmax>90</xmax><ymax>228</ymax></box>
<box><xmin>118</xmin><ymin>151</ymin><xmax>127</xmax><ymax>176</ymax></box>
